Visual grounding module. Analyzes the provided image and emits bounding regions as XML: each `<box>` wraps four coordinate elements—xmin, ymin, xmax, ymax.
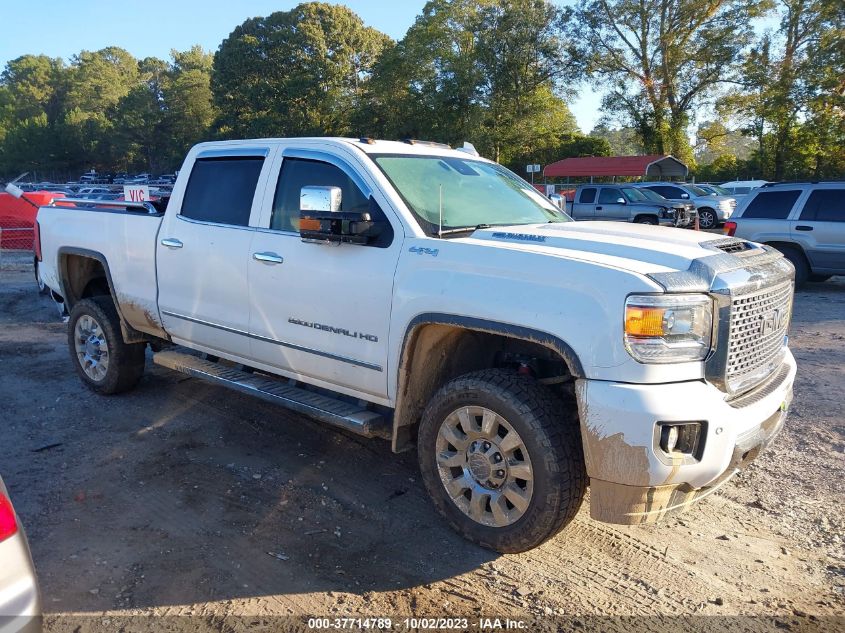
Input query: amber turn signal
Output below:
<box><xmin>625</xmin><ymin>306</ymin><xmax>666</xmax><ymax>337</ymax></box>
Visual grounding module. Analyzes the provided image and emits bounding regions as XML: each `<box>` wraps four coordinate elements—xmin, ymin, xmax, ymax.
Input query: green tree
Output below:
<box><xmin>0</xmin><ymin>55</ymin><xmax>66</xmax><ymax>123</ymax></box>
<box><xmin>572</xmin><ymin>0</ymin><xmax>771</xmax><ymax>162</ymax></box>
<box><xmin>366</xmin><ymin>0</ymin><xmax>578</xmax><ymax>163</ymax></box>
<box><xmin>588</xmin><ymin>122</ymin><xmax>643</xmax><ymax>155</ymax></box>
<box><xmin>164</xmin><ymin>47</ymin><xmax>216</xmax><ymax>164</ymax></box>
<box><xmin>212</xmin><ymin>2</ymin><xmax>391</xmax><ymax>137</ymax></box>
<box><xmin>722</xmin><ymin>0</ymin><xmax>844</xmax><ymax>179</ymax></box>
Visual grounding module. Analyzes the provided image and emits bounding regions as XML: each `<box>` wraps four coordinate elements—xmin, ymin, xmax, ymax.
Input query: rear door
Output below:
<box><xmin>156</xmin><ymin>146</ymin><xmax>275</xmax><ymax>356</ymax></box>
<box><xmin>792</xmin><ymin>187</ymin><xmax>845</xmax><ymax>273</ymax></box>
<box><xmin>571</xmin><ymin>187</ymin><xmax>597</xmax><ymax>219</ymax></box>
<box><xmin>595</xmin><ymin>187</ymin><xmax>628</xmax><ymax>221</ymax></box>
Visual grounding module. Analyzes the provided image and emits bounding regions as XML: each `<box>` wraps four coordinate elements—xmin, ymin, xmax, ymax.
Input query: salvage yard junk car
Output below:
<box><xmin>28</xmin><ymin>137</ymin><xmax>797</xmax><ymax>553</ymax></box>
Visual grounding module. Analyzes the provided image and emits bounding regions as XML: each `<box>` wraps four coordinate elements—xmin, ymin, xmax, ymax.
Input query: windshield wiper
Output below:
<box><xmin>436</xmin><ymin>223</ymin><xmax>492</xmax><ymax>237</ymax></box>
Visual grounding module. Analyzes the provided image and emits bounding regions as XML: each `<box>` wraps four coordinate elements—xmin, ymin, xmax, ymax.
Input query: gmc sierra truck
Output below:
<box><xmin>31</xmin><ymin>138</ymin><xmax>797</xmax><ymax>553</ymax></box>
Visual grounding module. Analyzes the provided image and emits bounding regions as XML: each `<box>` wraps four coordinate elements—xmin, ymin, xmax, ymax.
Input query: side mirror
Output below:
<box><xmin>4</xmin><ymin>182</ymin><xmax>24</xmax><ymax>198</ymax></box>
<box><xmin>616</xmin><ymin>197</ymin><xmax>626</xmax><ymax>204</ymax></box>
<box><xmin>300</xmin><ymin>185</ymin><xmax>342</xmax><ymax>213</ymax></box>
<box><xmin>681</xmin><ymin>193</ymin><xmax>690</xmax><ymax>199</ymax></box>
<box><xmin>300</xmin><ymin>187</ymin><xmax>385</xmax><ymax>246</ymax></box>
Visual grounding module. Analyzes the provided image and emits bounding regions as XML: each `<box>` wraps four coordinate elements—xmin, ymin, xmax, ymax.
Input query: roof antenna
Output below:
<box><xmin>438</xmin><ymin>183</ymin><xmax>443</xmax><ymax>237</ymax></box>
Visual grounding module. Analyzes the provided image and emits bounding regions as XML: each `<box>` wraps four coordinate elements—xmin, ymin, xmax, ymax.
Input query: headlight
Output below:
<box><xmin>624</xmin><ymin>294</ymin><xmax>713</xmax><ymax>363</ymax></box>
<box><xmin>660</xmin><ymin>207</ymin><xmax>675</xmax><ymax>218</ymax></box>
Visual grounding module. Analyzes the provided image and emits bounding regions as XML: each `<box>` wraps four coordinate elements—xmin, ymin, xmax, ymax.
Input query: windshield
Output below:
<box><xmin>687</xmin><ymin>184</ymin><xmax>709</xmax><ymax>196</ymax></box>
<box><xmin>372</xmin><ymin>155</ymin><xmax>568</xmax><ymax>235</ymax></box>
<box><xmin>621</xmin><ymin>187</ymin><xmax>649</xmax><ymax>202</ymax></box>
<box><xmin>706</xmin><ymin>184</ymin><xmax>729</xmax><ymax>195</ymax></box>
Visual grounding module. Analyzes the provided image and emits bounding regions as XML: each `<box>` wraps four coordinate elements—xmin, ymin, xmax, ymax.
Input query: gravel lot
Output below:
<box><xmin>0</xmin><ymin>251</ymin><xmax>842</xmax><ymax>632</ymax></box>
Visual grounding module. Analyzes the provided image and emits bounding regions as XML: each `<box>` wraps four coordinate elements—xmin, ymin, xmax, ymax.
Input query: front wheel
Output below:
<box><xmin>697</xmin><ymin>208</ymin><xmax>717</xmax><ymax>229</ymax></box>
<box><xmin>68</xmin><ymin>297</ymin><xmax>146</xmax><ymax>394</ymax></box>
<box><xmin>417</xmin><ymin>369</ymin><xmax>586</xmax><ymax>553</ymax></box>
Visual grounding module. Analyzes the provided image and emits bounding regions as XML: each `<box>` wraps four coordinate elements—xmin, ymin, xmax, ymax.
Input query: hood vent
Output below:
<box><xmin>705</xmin><ymin>238</ymin><xmax>753</xmax><ymax>255</ymax></box>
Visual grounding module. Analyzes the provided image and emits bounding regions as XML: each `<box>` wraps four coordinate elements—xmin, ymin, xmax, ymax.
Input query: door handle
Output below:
<box><xmin>160</xmin><ymin>238</ymin><xmax>183</xmax><ymax>248</ymax></box>
<box><xmin>596</xmin><ymin>206</ymin><xmax>603</xmax><ymax>210</ymax></box>
<box><xmin>795</xmin><ymin>225</ymin><xmax>813</xmax><ymax>231</ymax></box>
<box><xmin>253</xmin><ymin>252</ymin><xmax>284</xmax><ymax>264</ymax></box>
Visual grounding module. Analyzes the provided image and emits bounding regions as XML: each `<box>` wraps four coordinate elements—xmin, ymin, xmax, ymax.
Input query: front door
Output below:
<box><xmin>156</xmin><ymin>146</ymin><xmax>274</xmax><ymax>356</ymax></box>
<box><xmin>247</xmin><ymin>148</ymin><xmax>401</xmax><ymax>401</ymax></box>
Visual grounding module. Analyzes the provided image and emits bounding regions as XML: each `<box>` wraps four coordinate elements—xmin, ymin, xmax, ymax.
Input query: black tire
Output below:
<box><xmin>697</xmin><ymin>208</ymin><xmax>717</xmax><ymax>229</ymax></box>
<box><xmin>417</xmin><ymin>369</ymin><xmax>586</xmax><ymax>553</ymax></box>
<box><xmin>808</xmin><ymin>274</ymin><xmax>832</xmax><ymax>283</ymax></box>
<box><xmin>634</xmin><ymin>215</ymin><xmax>658</xmax><ymax>225</ymax></box>
<box><xmin>68</xmin><ymin>297</ymin><xmax>146</xmax><ymax>394</ymax></box>
<box><xmin>774</xmin><ymin>245</ymin><xmax>810</xmax><ymax>285</ymax></box>
<box><xmin>34</xmin><ymin>260</ymin><xmax>48</xmax><ymax>295</ymax></box>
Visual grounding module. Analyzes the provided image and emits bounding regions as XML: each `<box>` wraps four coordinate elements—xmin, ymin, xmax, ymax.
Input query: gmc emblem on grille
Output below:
<box><xmin>759</xmin><ymin>308</ymin><xmax>785</xmax><ymax>336</ymax></box>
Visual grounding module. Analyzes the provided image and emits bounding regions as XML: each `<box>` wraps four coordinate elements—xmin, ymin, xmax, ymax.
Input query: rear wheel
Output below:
<box><xmin>417</xmin><ymin>369</ymin><xmax>586</xmax><ymax>553</ymax></box>
<box><xmin>697</xmin><ymin>208</ymin><xmax>717</xmax><ymax>229</ymax></box>
<box><xmin>68</xmin><ymin>297</ymin><xmax>146</xmax><ymax>394</ymax></box>
<box><xmin>808</xmin><ymin>274</ymin><xmax>832</xmax><ymax>283</ymax></box>
<box><xmin>34</xmin><ymin>260</ymin><xmax>48</xmax><ymax>294</ymax></box>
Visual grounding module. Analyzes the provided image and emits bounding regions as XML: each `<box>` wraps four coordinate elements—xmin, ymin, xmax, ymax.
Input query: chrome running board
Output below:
<box><xmin>153</xmin><ymin>350</ymin><xmax>390</xmax><ymax>439</ymax></box>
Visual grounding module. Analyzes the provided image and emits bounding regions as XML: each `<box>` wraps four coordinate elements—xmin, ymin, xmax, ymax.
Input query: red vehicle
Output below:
<box><xmin>0</xmin><ymin>191</ymin><xmax>65</xmax><ymax>250</ymax></box>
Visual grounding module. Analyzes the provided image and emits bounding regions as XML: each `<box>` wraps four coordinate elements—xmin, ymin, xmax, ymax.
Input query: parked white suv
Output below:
<box><xmin>725</xmin><ymin>182</ymin><xmax>845</xmax><ymax>283</ymax></box>
<box><xmin>30</xmin><ymin>138</ymin><xmax>796</xmax><ymax>552</ymax></box>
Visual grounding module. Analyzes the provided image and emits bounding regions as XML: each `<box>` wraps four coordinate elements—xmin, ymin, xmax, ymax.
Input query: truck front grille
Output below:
<box><xmin>726</xmin><ymin>281</ymin><xmax>793</xmax><ymax>394</ymax></box>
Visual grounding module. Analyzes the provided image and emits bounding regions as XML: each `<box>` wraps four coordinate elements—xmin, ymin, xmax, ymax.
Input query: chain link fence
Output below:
<box><xmin>0</xmin><ymin>217</ymin><xmax>35</xmax><ymax>277</ymax></box>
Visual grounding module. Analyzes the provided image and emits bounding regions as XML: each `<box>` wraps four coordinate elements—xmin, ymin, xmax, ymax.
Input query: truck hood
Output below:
<box><xmin>466</xmin><ymin>222</ymin><xmax>730</xmax><ymax>276</ymax></box>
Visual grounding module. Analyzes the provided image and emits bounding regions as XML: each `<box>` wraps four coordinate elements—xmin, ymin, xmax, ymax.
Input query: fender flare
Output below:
<box><xmin>399</xmin><ymin>313</ymin><xmax>584</xmax><ymax>378</ymax></box>
<box><xmin>390</xmin><ymin>313</ymin><xmax>584</xmax><ymax>452</ymax></box>
<box><xmin>56</xmin><ymin>246</ymin><xmax>149</xmax><ymax>343</ymax></box>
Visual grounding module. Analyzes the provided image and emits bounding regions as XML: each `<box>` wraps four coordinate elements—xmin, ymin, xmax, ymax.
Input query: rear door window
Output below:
<box><xmin>742</xmin><ymin>190</ymin><xmax>801</xmax><ymax>219</ymax></box>
<box><xmin>180</xmin><ymin>157</ymin><xmax>265</xmax><ymax>226</ymax></box>
<box><xmin>579</xmin><ymin>188</ymin><xmax>596</xmax><ymax>203</ymax></box>
<box><xmin>799</xmin><ymin>189</ymin><xmax>845</xmax><ymax>222</ymax></box>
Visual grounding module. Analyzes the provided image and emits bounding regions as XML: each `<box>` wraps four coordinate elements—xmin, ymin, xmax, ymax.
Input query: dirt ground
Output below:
<box><xmin>0</xmin><ymin>251</ymin><xmax>842</xmax><ymax>632</ymax></box>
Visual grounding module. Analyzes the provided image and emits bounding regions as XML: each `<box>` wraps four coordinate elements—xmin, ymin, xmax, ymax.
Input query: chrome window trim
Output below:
<box><xmin>176</xmin><ymin>214</ymin><xmax>255</xmax><ymax>231</ymax></box>
<box><xmin>279</xmin><ymin>148</ymin><xmax>373</xmax><ymax>198</ymax></box>
<box><xmin>160</xmin><ymin>310</ymin><xmax>383</xmax><ymax>372</ymax></box>
<box><xmin>197</xmin><ymin>147</ymin><xmax>271</xmax><ymax>159</ymax></box>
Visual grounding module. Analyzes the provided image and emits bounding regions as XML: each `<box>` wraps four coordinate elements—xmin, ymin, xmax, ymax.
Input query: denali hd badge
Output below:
<box><xmin>288</xmin><ymin>318</ymin><xmax>378</xmax><ymax>342</ymax></box>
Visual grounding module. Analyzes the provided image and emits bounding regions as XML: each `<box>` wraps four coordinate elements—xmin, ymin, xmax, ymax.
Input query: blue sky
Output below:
<box><xmin>0</xmin><ymin>0</ymin><xmax>605</xmax><ymax>133</ymax></box>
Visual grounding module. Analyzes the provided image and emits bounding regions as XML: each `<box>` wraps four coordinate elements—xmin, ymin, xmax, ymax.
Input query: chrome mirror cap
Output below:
<box><xmin>300</xmin><ymin>186</ymin><xmax>342</xmax><ymax>213</ymax></box>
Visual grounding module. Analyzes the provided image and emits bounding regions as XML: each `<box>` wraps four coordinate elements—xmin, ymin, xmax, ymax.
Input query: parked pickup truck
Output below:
<box><xmin>31</xmin><ymin>138</ymin><xmax>797</xmax><ymax>553</ymax></box>
<box><xmin>567</xmin><ymin>184</ymin><xmax>692</xmax><ymax>227</ymax></box>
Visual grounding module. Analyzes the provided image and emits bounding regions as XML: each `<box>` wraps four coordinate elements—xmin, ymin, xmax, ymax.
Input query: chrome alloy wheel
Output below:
<box><xmin>74</xmin><ymin>314</ymin><xmax>110</xmax><ymax>381</ymax></box>
<box><xmin>435</xmin><ymin>406</ymin><xmax>534</xmax><ymax>527</ymax></box>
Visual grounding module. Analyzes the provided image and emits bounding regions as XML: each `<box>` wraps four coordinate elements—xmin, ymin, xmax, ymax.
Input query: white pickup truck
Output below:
<box><xmin>32</xmin><ymin>138</ymin><xmax>797</xmax><ymax>553</ymax></box>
